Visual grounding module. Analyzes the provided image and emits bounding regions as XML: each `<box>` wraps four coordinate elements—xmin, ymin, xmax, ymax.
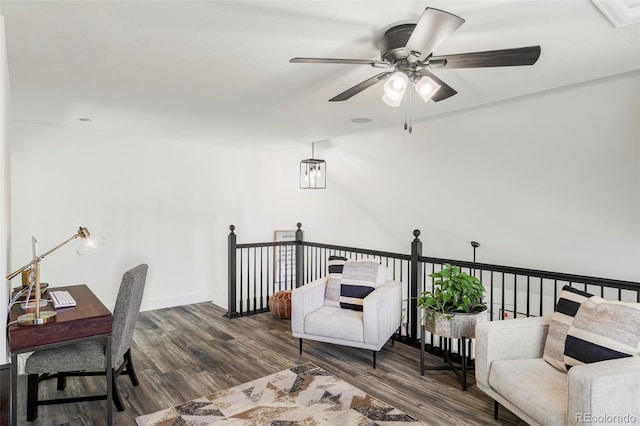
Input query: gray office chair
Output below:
<box><xmin>24</xmin><ymin>263</ymin><xmax>148</xmax><ymax>421</ymax></box>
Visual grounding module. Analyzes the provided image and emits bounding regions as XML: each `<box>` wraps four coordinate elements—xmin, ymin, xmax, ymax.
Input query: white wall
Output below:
<box><xmin>1</xmin><ymin>13</ymin><xmax>10</xmax><ymax>365</ymax></box>
<box><xmin>9</xmin><ymin>123</ymin><xmax>278</xmax><ymax>311</ymax></box>
<box><xmin>273</xmin><ymin>71</ymin><xmax>640</xmax><ymax>282</ymax></box>
<box><xmin>8</xmin><ymin>71</ymin><xmax>639</xmax><ymax>322</ymax></box>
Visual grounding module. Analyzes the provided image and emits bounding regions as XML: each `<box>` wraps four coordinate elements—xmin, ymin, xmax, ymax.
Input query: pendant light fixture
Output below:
<box><xmin>300</xmin><ymin>142</ymin><xmax>326</xmax><ymax>189</ymax></box>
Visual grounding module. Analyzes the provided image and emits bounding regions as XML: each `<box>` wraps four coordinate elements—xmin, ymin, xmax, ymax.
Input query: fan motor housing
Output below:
<box><xmin>380</xmin><ymin>24</ymin><xmax>415</xmax><ymax>63</ymax></box>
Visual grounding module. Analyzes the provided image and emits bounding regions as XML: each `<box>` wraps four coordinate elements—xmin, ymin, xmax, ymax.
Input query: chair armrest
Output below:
<box><xmin>362</xmin><ymin>281</ymin><xmax>402</xmax><ymax>347</ymax></box>
<box><xmin>568</xmin><ymin>357</ymin><xmax>640</xmax><ymax>426</ymax></box>
<box><xmin>475</xmin><ymin>316</ymin><xmax>551</xmax><ymax>389</ymax></box>
<box><xmin>291</xmin><ymin>277</ymin><xmax>327</xmax><ymax>335</ymax></box>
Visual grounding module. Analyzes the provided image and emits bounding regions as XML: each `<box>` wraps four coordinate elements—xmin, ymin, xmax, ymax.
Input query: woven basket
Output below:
<box><xmin>424</xmin><ymin>308</ymin><xmax>488</xmax><ymax>339</ymax></box>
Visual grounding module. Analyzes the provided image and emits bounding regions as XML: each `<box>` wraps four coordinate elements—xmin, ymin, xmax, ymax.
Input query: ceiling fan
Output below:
<box><xmin>290</xmin><ymin>7</ymin><xmax>541</xmax><ymax>106</ymax></box>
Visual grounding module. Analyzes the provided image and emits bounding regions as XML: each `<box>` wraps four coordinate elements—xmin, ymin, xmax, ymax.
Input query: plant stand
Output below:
<box><xmin>419</xmin><ymin>309</ymin><xmax>488</xmax><ymax>391</ymax></box>
<box><xmin>420</xmin><ymin>327</ymin><xmax>473</xmax><ymax>390</ymax></box>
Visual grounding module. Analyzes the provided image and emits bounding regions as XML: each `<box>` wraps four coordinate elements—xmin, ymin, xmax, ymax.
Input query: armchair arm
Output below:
<box><xmin>475</xmin><ymin>316</ymin><xmax>551</xmax><ymax>389</ymax></box>
<box><xmin>568</xmin><ymin>357</ymin><xmax>640</xmax><ymax>426</ymax></box>
<box><xmin>291</xmin><ymin>277</ymin><xmax>327</xmax><ymax>335</ymax></box>
<box><xmin>362</xmin><ymin>281</ymin><xmax>402</xmax><ymax>347</ymax></box>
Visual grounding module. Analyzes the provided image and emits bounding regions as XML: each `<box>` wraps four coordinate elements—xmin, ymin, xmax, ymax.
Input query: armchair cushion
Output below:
<box><xmin>305</xmin><ymin>306</ymin><xmax>364</xmax><ymax>342</ymax></box>
<box><xmin>543</xmin><ymin>285</ymin><xmax>596</xmax><ymax>371</ymax></box>
<box><xmin>339</xmin><ymin>260</ymin><xmax>388</xmax><ymax>311</ymax></box>
<box><xmin>325</xmin><ymin>255</ymin><xmax>347</xmax><ymax>307</ymax></box>
<box><xmin>564</xmin><ymin>298</ymin><xmax>640</xmax><ymax>369</ymax></box>
<box><xmin>489</xmin><ymin>358</ymin><xmax>567</xmax><ymax>426</ymax></box>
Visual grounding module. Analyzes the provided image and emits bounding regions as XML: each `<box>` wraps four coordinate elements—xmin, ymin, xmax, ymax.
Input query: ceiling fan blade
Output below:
<box><xmin>419</xmin><ymin>70</ymin><xmax>457</xmax><ymax>102</ymax></box>
<box><xmin>329</xmin><ymin>72</ymin><xmax>391</xmax><ymax>102</ymax></box>
<box><xmin>290</xmin><ymin>57</ymin><xmax>391</xmax><ymax>67</ymax></box>
<box><xmin>403</xmin><ymin>8</ymin><xmax>465</xmax><ymax>62</ymax></box>
<box><xmin>430</xmin><ymin>46</ymin><xmax>541</xmax><ymax>68</ymax></box>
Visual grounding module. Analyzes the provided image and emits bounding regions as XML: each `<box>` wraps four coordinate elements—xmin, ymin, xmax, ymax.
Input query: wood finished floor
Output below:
<box><xmin>12</xmin><ymin>302</ymin><xmax>527</xmax><ymax>425</ymax></box>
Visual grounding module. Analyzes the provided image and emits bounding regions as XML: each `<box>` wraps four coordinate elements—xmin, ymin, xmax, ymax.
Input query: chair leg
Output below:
<box><xmin>372</xmin><ymin>351</ymin><xmax>377</xmax><ymax>369</ymax></box>
<box><xmin>111</xmin><ymin>369</ymin><xmax>125</xmax><ymax>412</ymax></box>
<box><xmin>299</xmin><ymin>339</ymin><xmax>303</xmax><ymax>355</ymax></box>
<box><xmin>494</xmin><ymin>400</ymin><xmax>499</xmax><ymax>420</ymax></box>
<box><xmin>57</xmin><ymin>372</ymin><xmax>67</xmax><ymax>390</ymax></box>
<box><xmin>27</xmin><ymin>374</ymin><xmax>39</xmax><ymax>421</ymax></box>
<box><xmin>124</xmin><ymin>349</ymin><xmax>139</xmax><ymax>386</ymax></box>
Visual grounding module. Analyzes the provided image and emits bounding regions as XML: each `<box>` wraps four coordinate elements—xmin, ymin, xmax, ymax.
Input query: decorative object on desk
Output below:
<box><xmin>135</xmin><ymin>362</ymin><xmax>425</xmax><ymax>426</ymax></box>
<box><xmin>418</xmin><ymin>263</ymin><xmax>487</xmax><ymax>339</ymax></box>
<box><xmin>5</xmin><ymin>226</ymin><xmax>106</xmax><ymax>326</ymax></box>
<box><xmin>300</xmin><ymin>142</ymin><xmax>326</xmax><ymax>189</ymax></box>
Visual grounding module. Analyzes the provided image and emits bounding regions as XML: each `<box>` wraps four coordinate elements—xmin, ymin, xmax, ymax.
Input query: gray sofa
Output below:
<box><xmin>475</xmin><ymin>316</ymin><xmax>640</xmax><ymax>426</ymax></box>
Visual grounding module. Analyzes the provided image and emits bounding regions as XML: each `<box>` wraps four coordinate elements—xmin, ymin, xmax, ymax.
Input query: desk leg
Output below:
<box><xmin>106</xmin><ymin>335</ymin><xmax>112</xmax><ymax>426</ymax></box>
<box><xmin>10</xmin><ymin>354</ymin><xmax>17</xmax><ymax>426</ymax></box>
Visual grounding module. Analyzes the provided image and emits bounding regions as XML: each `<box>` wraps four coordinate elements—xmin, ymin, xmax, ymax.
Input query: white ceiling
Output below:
<box><xmin>2</xmin><ymin>0</ymin><xmax>639</xmax><ymax>150</ymax></box>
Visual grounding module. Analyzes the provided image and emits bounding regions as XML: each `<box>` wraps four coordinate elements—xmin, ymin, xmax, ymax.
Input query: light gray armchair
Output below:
<box><xmin>291</xmin><ymin>260</ymin><xmax>401</xmax><ymax>368</ymax></box>
<box><xmin>475</xmin><ymin>316</ymin><xmax>640</xmax><ymax>426</ymax></box>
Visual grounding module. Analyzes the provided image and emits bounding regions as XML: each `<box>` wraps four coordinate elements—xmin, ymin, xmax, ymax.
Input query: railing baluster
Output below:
<box><xmin>513</xmin><ymin>274</ymin><xmax>518</xmax><ymax>318</ymax></box>
<box><xmin>227</xmin><ymin>224</ymin><xmax>640</xmax><ymax>361</ymax></box>
<box><xmin>526</xmin><ymin>276</ymin><xmax>530</xmax><ymax>318</ymax></box>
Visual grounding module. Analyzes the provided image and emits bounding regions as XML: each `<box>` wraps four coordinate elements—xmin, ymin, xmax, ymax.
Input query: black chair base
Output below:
<box><xmin>27</xmin><ymin>349</ymin><xmax>139</xmax><ymax>421</ymax></box>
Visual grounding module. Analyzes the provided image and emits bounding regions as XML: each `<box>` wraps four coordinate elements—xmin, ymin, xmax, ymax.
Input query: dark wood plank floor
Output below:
<box><xmin>10</xmin><ymin>302</ymin><xmax>527</xmax><ymax>425</ymax></box>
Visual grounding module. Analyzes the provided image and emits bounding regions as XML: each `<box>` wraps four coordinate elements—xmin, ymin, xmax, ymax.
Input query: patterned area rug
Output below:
<box><xmin>136</xmin><ymin>362</ymin><xmax>426</xmax><ymax>425</ymax></box>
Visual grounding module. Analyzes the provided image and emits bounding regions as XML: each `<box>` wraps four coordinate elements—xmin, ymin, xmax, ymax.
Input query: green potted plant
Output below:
<box><xmin>417</xmin><ymin>263</ymin><xmax>488</xmax><ymax>338</ymax></box>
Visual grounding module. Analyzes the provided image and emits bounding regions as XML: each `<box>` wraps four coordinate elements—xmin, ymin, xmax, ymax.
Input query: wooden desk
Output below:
<box><xmin>8</xmin><ymin>285</ymin><xmax>113</xmax><ymax>426</ymax></box>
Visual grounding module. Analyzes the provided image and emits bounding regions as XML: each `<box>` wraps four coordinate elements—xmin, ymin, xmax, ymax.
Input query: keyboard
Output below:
<box><xmin>49</xmin><ymin>290</ymin><xmax>77</xmax><ymax>308</ymax></box>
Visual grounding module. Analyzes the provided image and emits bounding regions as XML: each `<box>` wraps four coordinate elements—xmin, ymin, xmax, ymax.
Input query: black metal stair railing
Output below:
<box><xmin>227</xmin><ymin>223</ymin><xmax>640</xmax><ymax>355</ymax></box>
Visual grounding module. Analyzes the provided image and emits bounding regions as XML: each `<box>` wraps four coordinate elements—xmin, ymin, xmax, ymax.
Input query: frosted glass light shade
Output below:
<box><xmin>415</xmin><ymin>75</ymin><xmax>441</xmax><ymax>102</ymax></box>
<box><xmin>382</xmin><ymin>72</ymin><xmax>408</xmax><ymax>107</ymax></box>
<box><xmin>77</xmin><ymin>235</ymin><xmax>106</xmax><ymax>255</ymax></box>
<box><xmin>382</xmin><ymin>93</ymin><xmax>402</xmax><ymax>107</ymax></box>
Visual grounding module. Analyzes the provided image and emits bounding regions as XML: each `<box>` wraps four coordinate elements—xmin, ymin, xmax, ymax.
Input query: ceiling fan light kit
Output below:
<box><xmin>291</xmin><ymin>6</ymin><xmax>541</xmax><ymax>110</ymax></box>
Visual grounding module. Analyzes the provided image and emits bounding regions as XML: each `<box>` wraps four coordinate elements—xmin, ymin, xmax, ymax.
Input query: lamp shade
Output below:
<box><xmin>414</xmin><ymin>75</ymin><xmax>441</xmax><ymax>102</ymax></box>
<box><xmin>77</xmin><ymin>235</ymin><xmax>106</xmax><ymax>255</ymax></box>
<box><xmin>382</xmin><ymin>72</ymin><xmax>408</xmax><ymax>107</ymax></box>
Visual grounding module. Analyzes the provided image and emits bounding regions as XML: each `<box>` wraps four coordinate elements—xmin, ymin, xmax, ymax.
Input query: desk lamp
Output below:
<box><xmin>6</xmin><ymin>226</ymin><xmax>106</xmax><ymax>325</ymax></box>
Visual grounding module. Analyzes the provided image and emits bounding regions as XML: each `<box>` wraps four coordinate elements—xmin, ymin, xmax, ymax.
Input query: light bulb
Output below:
<box><xmin>414</xmin><ymin>76</ymin><xmax>441</xmax><ymax>102</ymax></box>
<box><xmin>385</xmin><ymin>72</ymin><xmax>408</xmax><ymax>96</ymax></box>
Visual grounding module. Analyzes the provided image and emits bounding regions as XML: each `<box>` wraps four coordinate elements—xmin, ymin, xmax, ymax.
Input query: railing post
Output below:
<box><xmin>471</xmin><ymin>241</ymin><xmax>480</xmax><ymax>276</ymax></box>
<box><xmin>295</xmin><ymin>223</ymin><xmax>304</xmax><ymax>288</ymax></box>
<box><xmin>410</xmin><ymin>229</ymin><xmax>423</xmax><ymax>343</ymax></box>
<box><xmin>226</xmin><ymin>225</ymin><xmax>237</xmax><ymax>318</ymax></box>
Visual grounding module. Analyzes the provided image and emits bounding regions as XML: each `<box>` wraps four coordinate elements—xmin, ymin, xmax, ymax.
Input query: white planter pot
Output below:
<box><xmin>423</xmin><ymin>308</ymin><xmax>488</xmax><ymax>339</ymax></box>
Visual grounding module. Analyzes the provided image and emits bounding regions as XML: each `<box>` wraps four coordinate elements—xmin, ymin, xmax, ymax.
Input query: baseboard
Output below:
<box><xmin>140</xmin><ymin>291</ymin><xmax>218</xmax><ymax>312</ymax></box>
